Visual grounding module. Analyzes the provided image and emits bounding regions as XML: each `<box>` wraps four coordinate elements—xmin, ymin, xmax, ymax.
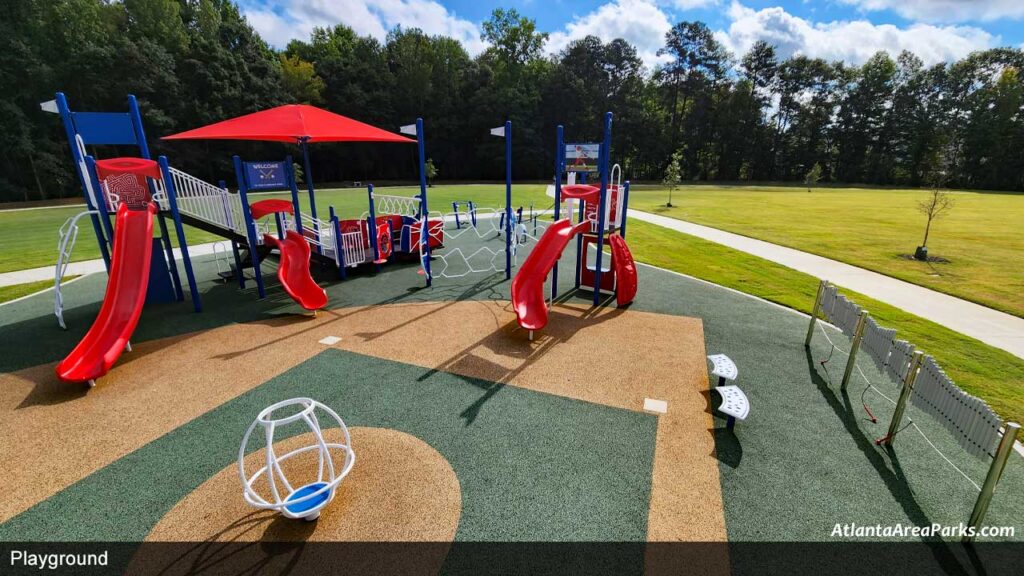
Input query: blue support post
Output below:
<box><xmin>469</xmin><ymin>201</ymin><xmax>477</xmax><ymax>228</ymax></box>
<box><xmin>416</xmin><ymin>118</ymin><xmax>432</xmax><ymax>287</ymax></box>
<box><xmin>330</xmin><ymin>206</ymin><xmax>347</xmax><ymax>280</ymax></box>
<box><xmin>127</xmin><ymin>95</ymin><xmax>150</xmax><ymax>159</ymax></box>
<box><xmin>159</xmin><ymin>156</ymin><xmax>202</xmax><ymax>312</ymax></box>
<box><xmin>285</xmin><ymin>155</ymin><xmax>304</xmax><ymax>237</ymax></box>
<box><xmin>84</xmin><ymin>157</ymin><xmax>115</xmax><ymax>251</ymax></box>
<box><xmin>592</xmin><ymin>112</ymin><xmax>613</xmax><ymax>306</ymax></box>
<box><xmin>234</xmin><ymin>155</ymin><xmax>265</xmax><ymax>298</ymax></box>
<box><xmin>504</xmin><ymin>120</ymin><xmax>512</xmax><ymax>280</ymax></box>
<box><xmin>620</xmin><ymin>181</ymin><xmax>631</xmax><ymax>239</ymax></box>
<box><xmin>274</xmin><ymin>213</ymin><xmax>285</xmax><ymax>239</ymax></box>
<box><xmin>452</xmin><ymin>201</ymin><xmax>462</xmax><ymax>229</ymax></box>
<box><xmin>552</xmin><ymin>125</ymin><xmax>563</xmax><ymax>301</ymax></box>
<box><xmin>56</xmin><ymin>93</ymin><xmax>110</xmax><ymax>270</ymax></box>
<box><xmin>300</xmin><ymin>139</ymin><xmax>321</xmax><ymax>254</ymax></box>
<box><xmin>367</xmin><ymin>184</ymin><xmax>381</xmax><ymax>272</ymax></box>
<box><xmin>156</xmin><ymin>213</ymin><xmax>184</xmax><ymax>301</ymax></box>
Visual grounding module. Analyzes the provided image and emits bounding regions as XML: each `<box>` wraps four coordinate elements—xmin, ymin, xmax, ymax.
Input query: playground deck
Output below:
<box><xmin>0</xmin><ymin>229</ymin><xmax>1021</xmax><ymax>573</ymax></box>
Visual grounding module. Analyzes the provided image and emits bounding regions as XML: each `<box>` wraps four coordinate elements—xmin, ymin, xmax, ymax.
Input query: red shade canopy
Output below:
<box><xmin>162</xmin><ymin>104</ymin><xmax>414</xmax><ymax>144</ymax></box>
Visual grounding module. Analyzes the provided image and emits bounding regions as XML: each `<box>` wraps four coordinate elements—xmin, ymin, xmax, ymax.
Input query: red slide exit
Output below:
<box><xmin>263</xmin><ymin>231</ymin><xmax>328</xmax><ymax>311</ymax></box>
<box><xmin>609</xmin><ymin>233</ymin><xmax>636</xmax><ymax>307</ymax></box>
<box><xmin>56</xmin><ymin>203</ymin><xmax>156</xmax><ymax>384</ymax></box>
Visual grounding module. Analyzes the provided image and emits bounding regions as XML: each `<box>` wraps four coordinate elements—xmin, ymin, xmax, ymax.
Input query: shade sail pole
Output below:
<box><xmin>300</xmin><ymin>138</ymin><xmax>322</xmax><ymax>254</ymax></box>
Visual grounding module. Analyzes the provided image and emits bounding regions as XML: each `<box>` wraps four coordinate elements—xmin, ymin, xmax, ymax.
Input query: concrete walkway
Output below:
<box><xmin>628</xmin><ymin>210</ymin><xmax>1024</xmax><ymax>360</ymax></box>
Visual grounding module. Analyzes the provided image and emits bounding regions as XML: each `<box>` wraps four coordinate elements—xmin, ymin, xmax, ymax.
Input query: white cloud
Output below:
<box><xmin>546</xmin><ymin>0</ymin><xmax>674</xmax><ymax>68</ymax></box>
<box><xmin>241</xmin><ymin>0</ymin><xmax>486</xmax><ymax>54</ymax></box>
<box><xmin>717</xmin><ymin>2</ymin><xmax>995</xmax><ymax>66</ymax></box>
<box><xmin>668</xmin><ymin>0</ymin><xmax>719</xmax><ymax>8</ymax></box>
<box><xmin>839</xmin><ymin>0</ymin><xmax>1024</xmax><ymax>23</ymax></box>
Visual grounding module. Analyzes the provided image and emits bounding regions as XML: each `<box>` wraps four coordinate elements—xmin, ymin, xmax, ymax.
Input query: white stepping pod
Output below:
<box><xmin>238</xmin><ymin>398</ymin><xmax>355</xmax><ymax>521</ymax></box>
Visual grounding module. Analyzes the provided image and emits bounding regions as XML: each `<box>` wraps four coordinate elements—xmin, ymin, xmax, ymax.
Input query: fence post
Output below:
<box><xmin>964</xmin><ymin>422</ymin><xmax>1020</xmax><ymax>543</ymax></box>
<box><xmin>805</xmin><ymin>280</ymin><xmax>827</xmax><ymax>347</ymax></box>
<box><xmin>882</xmin><ymin>351</ymin><xmax>925</xmax><ymax>446</ymax></box>
<box><xmin>841</xmin><ymin>310</ymin><xmax>870</xmax><ymax>392</ymax></box>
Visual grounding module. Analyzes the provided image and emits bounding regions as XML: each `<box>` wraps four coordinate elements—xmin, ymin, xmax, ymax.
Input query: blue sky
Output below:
<box><xmin>237</xmin><ymin>1</ymin><xmax>1024</xmax><ymax>68</ymax></box>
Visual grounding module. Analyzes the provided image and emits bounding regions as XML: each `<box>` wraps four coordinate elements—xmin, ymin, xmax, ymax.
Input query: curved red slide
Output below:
<box><xmin>609</xmin><ymin>233</ymin><xmax>637</xmax><ymax>306</ymax></box>
<box><xmin>56</xmin><ymin>203</ymin><xmax>156</xmax><ymax>384</ymax></box>
<box><xmin>263</xmin><ymin>231</ymin><xmax>328</xmax><ymax>311</ymax></box>
<box><xmin>511</xmin><ymin>219</ymin><xmax>590</xmax><ymax>332</ymax></box>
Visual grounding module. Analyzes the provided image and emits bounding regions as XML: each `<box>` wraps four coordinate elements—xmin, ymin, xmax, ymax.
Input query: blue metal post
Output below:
<box><xmin>285</xmin><ymin>155</ymin><xmax>304</xmax><ymax>237</ymax></box>
<box><xmin>234</xmin><ymin>155</ymin><xmax>265</xmax><ymax>298</ymax></box>
<box><xmin>504</xmin><ymin>120</ymin><xmax>512</xmax><ymax>280</ymax></box>
<box><xmin>552</xmin><ymin>125</ymin><xmax>563</xmax><ymax>301</ymax></box>
<box><xmin>56</xmin><ymin>93</ymin><xmax>110</xmax><ymax>270</ymax></box>
<box><xmin>274</xmin><ymin>213</ymin><xmax>285</xmax><ymax>239</ymax></box>
<box><xmin>127</xmin><ymin>95</ymin><xmax>150</xmax><ymax>159</ymax></box>
<box><xmin>415</xmin><ymin>118</ymin><xmax>432</xmax><ymax>287</ymax></box>
<box><xmin>330</xmin><ymin>206</ymin><xmax>347</xmax><ymax>280</ymax></box>
<box><xmin>300</xmin><ymin>139</ymin><xmax>321</xmax><ymax>254</ymax></box>
<box><xmin>159</xmin><ymin>156</ymin><xmax>202</xmax><ymax>312</ymax></box>
<box><xmin>367</xmin><ymin>184</ymin><xmax>381</xmax><ymax>272</ymax></box>
<box><xmin>156</xmin><ymin>213</ymin><xmax>184</xmax><ymax>301</ymax></box>
<box><xmin>84</xmin><ymin>157</ymin><xmax>115</xmax><ymax>248</ymax></box>
<box><xmin>452</xmin><ymin>201</ymin><xmax>461</xmax><ymax>229</ymax></box>
<box><xmin>469</xmin><ymin>200</ymin><xmax>477</xmax><ymax>228</ymax></box>
<box><xmin>620</xmin><ymin>181</ymin><xmax>631</xmax><ymax>239</ymax></box>
<box><xmin>592</xmin><ymin>112</ymin><xmax>612</xmax><ymax>306</ymax></box>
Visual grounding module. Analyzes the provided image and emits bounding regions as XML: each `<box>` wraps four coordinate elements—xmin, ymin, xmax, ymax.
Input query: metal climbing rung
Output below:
<box><xmin>55</xmin><ymin>210</ymin><xmax>99</xmax><ymax>329</ymax></box>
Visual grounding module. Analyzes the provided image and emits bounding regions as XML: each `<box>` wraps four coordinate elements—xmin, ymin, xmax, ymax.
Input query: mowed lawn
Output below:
<box><xmin>0</xmin><ymin>184</ymin><xmax>552</xmax><ymax>274</ymax></box>
<box><xmin>628</xmin><ymin>185</ymin><xmax>1024</xmax><ymax>318</ymax></box>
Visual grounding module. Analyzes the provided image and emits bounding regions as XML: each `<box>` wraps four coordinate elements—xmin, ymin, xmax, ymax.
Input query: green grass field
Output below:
<box><xmin>627</xmin><ymin>219</ymin><xmax>1024</xmax><ymax>427</ymax></box>
<box><xmin>628</xmin><ymin>184</ymin><xmax>1024</xmax><ymax>318</ymax></box>
<box><xmin>0</xmin><ymin>184</ymin><xmax>553</xmax><ymax>274</ymax></box>
<box><xmin>0</xmin><ymin>277</ymin><xmax>77</xmax><ymax>303</ymax></box>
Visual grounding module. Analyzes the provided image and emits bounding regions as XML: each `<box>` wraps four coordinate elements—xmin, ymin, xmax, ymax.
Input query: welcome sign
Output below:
<box><xmin>244</xmin><ymin>161</ymin><xmax>287</xmax><ymax>190</ymax></box>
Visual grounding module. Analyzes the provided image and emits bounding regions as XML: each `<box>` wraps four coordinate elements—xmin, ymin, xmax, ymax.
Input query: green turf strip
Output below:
<box><xmin>0</xmin><ymin>349</ymin><xmax>657</xmax><ymax>543</ymax></box>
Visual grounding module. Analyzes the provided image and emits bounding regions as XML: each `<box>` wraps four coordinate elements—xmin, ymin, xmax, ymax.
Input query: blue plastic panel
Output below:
<box><xmin>72</xmin><ymin>112</ymin><xmax>139</xmax><ymax>146</ymax></box>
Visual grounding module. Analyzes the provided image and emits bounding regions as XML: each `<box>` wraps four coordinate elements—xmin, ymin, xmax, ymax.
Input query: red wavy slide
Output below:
<box><xmin>56</xmin><ymin>203</ymin><xmax>156</xmax><ymax>385</ymax></box>
<box><xmin>511</xmin><ymin>218</ymin><xmax>591</xmax><ymax>333</ymax></box>
<box><xmin>263</xmin><ymin>231</ymin><xmax>328</xmax><ymax>311</ymax></box>
<box><xmin>608</xmin><ymin>233</ymin><xmax>637</xmax><ymax>307</ymax></box>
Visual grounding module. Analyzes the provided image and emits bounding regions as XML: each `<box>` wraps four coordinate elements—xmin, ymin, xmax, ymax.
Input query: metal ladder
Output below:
<box><xmin>54</xmin><ymin>210</ymin><xmax>99</xmax><ymax>329</ymax></box>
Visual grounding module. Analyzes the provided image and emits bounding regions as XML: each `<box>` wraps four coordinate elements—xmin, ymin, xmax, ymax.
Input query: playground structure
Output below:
<box><xmin>511</xmin><ymin>112</ymin><xmax>637</xmax><ymax>339</ymax></box>
<box><xmin>49</xmin><ymin>94</ymin><xmax>639</xmax><ymax>384</ymax></box>
<box><xmin>51</xmin><ymin>94</ymin><xmax>205</xmax><ymax>386</ymax></box>
<box><xmin>238</xmin><ymin>398</ymin><xmax>355</xmax><ymax>521</ymax></box>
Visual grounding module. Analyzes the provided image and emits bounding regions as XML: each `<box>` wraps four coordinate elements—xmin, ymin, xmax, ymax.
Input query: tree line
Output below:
<box><xmin>3</xmin><ymin>0</ymin><xmax>1023</xmax><ymax>204</ymax></box>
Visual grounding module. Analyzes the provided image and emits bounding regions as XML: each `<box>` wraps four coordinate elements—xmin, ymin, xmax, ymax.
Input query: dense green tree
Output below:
<box><xmin>3</xmin><ymin>0</ymin><xmax>1024</xmax><ymax>203</ymax></box>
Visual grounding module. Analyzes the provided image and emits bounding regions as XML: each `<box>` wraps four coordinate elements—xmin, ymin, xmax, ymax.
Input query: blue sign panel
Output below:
<box><xmin>244</xmin><ymin>161</ymin><xmax>288</xmax><ymax>190</ymax></box>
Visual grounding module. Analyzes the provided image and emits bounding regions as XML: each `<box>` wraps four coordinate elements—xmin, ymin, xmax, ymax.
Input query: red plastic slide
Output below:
<box><xmin>263</xmin><ymin>231</ymin><xmax>328</xmax><ymax>311</ymax></box>
<box><xmin>56</xmin><ymin>203</ymin><xmax>156</xmax><ymax>384</ymax></box>
<box><xmin>609</xmin><ymin>233</ymin><xmax>637</xmax><ymax>307</ymax></box>
<box><xmin>511</xmin><ymin>219</ymin><xmax>590</xmax><ymax>332</ymax></box>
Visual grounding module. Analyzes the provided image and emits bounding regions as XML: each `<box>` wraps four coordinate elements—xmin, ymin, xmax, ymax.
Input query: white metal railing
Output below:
<box><xmin>54</xmin><ymin>210</ymin><xmax>98</xmax><ymax>329</ymax></box>
<box><xmin>340</xmin><ymin>231</ymin><xmax>367</xmax><ymax>267</ymax></box>
<box><xmin>155</xmin><ymin>167</ymin><xmax>245</xmax><ymax>234</ymax></box>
